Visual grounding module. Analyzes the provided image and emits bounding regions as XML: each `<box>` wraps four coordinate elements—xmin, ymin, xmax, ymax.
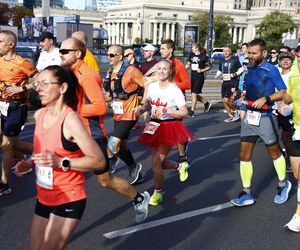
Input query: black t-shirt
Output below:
<box><xmin>188</xmin><ymin>52</ymin><xmax>211</xmax><ymax>75</ymax></box>
<box><xmin>218</xmin><ymin>56</ymin><xmax>241</xmax><ymax>84</ymax></box>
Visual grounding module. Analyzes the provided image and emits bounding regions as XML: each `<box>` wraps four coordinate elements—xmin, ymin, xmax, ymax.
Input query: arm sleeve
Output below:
<box><xmin>79</xmin><ymin>75</ymin><xmax>108</xmax><ymax>117</ymax></box>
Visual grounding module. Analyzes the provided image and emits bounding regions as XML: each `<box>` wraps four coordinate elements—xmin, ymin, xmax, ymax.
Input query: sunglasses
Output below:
<box><xmin>106</xmin><ymin>53</ymin><xmax>119</xmax><ymax>58</ymax></box>
<box><xmin>59</xmin><ymin>49</ymin><xmax>79</xmax><ymax>55</ymax></box>
<box><xmin>124</xmin><ymin>54</ymin><xmax>133</xmax><ymax>57</ymax></box>
<box><xmin>271</xmin><ymin>51</ymin><xmax>277</xmax><ymax>54</ymax></box>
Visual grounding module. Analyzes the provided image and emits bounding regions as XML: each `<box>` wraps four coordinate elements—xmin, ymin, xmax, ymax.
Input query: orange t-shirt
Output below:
<box><xmin>34</xmin><ymin>107</ymin><xmax>86</xmax><ymax>206</ymax></box>
<box><xmin>171</xmin><ymin>57</ymin><xmax>191</xmax><ymax>93</ymax></box>
<box><xmin>73</xmin><ymin>61</ymin><xmax>108</xmax><ymax>138</ymax></box>
<box><xmin>0</xmin><ymin>55</ymin><xmax>36</xmax><ymax>99</ymax></box>
<box><xmin>111</xmin><ymin>65</ymin><xmax>144</xmax><ymax>121</ymax></box>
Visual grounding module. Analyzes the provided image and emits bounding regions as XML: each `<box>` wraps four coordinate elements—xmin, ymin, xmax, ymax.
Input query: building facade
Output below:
<box><xmin>1</xmin><ymin>0</ymin><xmax>19</xmax><ymax>7</ymax></box>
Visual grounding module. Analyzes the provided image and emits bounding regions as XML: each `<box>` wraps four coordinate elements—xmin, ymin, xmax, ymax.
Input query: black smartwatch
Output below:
<box><xmin>61</xmin><ymin>157</ymin><xmax>71</xmax><ymax>171</ymax></box>
<box><xmin>265</xmin><ymin>96</ymin><xmax>271</xmax><ymax>103</ymax></box>
<box><xmin>22</xmin><ymin>85</ymin><xmax>28</xmax><ymax>92</ymax></box>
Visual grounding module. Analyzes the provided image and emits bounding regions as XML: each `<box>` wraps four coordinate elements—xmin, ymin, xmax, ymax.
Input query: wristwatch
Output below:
<box><xmin>22</xmin><ymin>85</ymin><xmax>28</xmax><ymax>92</ymax></box>
<box><xmin>265</xmin><ymin>96</ymin><xmax>271</xmax><ymax>103</ymax></box>
<box><xmin>61</xmin><ymin>157</ymin><xmax>71</xmax><ymax>171</ymax></box>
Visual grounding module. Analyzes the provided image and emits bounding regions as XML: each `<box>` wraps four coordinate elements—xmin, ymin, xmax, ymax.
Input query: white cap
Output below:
<box><xmin>142</xmin><ymin>44</ymin><xmax>157</xmax><ymax>52</ymax></box>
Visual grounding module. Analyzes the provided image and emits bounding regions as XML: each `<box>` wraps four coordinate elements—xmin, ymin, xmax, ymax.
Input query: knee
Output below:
<box><xmin>1</xmin><ymin>138</ymin><xmax>13</xmax><ymax>152</ymax></box>
<box><xmin>96</xmin><ymin>174</ymin><xmax>113</xmax><ymax>189</ymax></box>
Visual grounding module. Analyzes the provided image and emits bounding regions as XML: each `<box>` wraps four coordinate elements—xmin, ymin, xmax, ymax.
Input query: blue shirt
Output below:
<box><xmin>245</xmin><ymin>61</ymin><xmax>286</xmax><ymax>110</ymax></box>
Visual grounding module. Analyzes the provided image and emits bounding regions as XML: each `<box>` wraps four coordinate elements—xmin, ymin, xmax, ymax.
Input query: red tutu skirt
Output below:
<box><xmin>138</xmin><ymin>120</ymin><xmax>193</xmax><ymax>148</ymax></box>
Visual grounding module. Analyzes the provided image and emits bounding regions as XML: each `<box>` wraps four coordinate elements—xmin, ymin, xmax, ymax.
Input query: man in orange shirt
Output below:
<box><xmin>103</xmin><ymin>45</ymin><xmax>144</xmax><ymax>184</ymax></box>
<box><xmin>0</xmin><ymin>30</ymin><xmax>37</xmax><ymax>196</ymax></box>
<box><xmin>160</xmin><ymin>39</ymin><xmax>191</xmax><ymax>168</ymax></box>
<box><xmin>59</xmin><ymin>38</ymin><xmax>149</xmax><ymax>223</ymax></box>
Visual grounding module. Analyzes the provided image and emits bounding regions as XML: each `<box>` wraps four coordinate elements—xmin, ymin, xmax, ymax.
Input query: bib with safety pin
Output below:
<box><xmin>191</xmin><ymin>64</ymin><xmax>199</xmax><ymax>71</ymax></box>
<box><xmin>292</xmin><ymin>130</ymin><xmax>300</xmax><ymax>141</ymax></box>
<box><xmin>0</xmin><ymin>101</ymin><xmax>9</xmax><ymax>117</ymax></box>
<box><xmin>36</xmin><ymin>165</ymin><xmax>53</xmax><ymax>189</ymax></box>
<box><xmin>112</xmin><ymin>100</ymin><xmax>124</xmax><ymax>114</ymax></box>
<box><xmin>246</xmin><ymin>110</ymin><xmax>261</xmax><ymax>126</ymax></box>
<box><xmin>143</xmin><ymin>121</ymin><xmax>160</xmax><ymax>135</ymax></box>
<box><xmin>223</xmin><ymin>73</ymin><xmax>231</xmax><ymax>81</ymax></box>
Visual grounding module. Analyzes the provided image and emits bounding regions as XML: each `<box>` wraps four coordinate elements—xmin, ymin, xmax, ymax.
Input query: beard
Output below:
<box><xmin>249</xmin><ymin>56</ymin><xmax>264</xmax><ymax>67</ymax></box>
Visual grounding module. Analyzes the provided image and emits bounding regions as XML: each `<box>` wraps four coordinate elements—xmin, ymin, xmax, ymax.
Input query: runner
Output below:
<box><xmin>135</xmin><ymin>59</ymin><xmax>192</xmax><ymax>205</ymax></box>
<box><xmin>231</xmin><ymin>38</ymin><xmax>291</xmax><ymax>207</ymax></box>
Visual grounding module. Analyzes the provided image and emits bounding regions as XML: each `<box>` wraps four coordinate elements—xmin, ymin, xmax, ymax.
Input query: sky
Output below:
<box><xmin>64</xmin><ymin>0</ymin><xmax>85</xmax><ymax>10</ymax></box>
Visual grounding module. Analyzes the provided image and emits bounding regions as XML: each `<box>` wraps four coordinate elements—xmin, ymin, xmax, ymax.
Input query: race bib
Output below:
<box><xmin>0</xmin><ymin>101</ymin><xmax>9</xmax><ymax>117</ymax></box>
<box><xmin>292</xmin><ymin>130</ymin><xmax>300</xmax><ymax>141</ymax></box>
<box><xmin>143</xmin><ymin>121</ymin><xmax>160</xmax><ymax>135</ymax></box>
<box><xmin>246</xmin><ymin>110</ymin><xmax>261</xmax><ymax>126</ymax></box>
<box><xmin>191</xmin><ymin>64</ymin><xmax>199</xmax><ymax>71</ymax></box>
<box><xmin>36</xmin><ymin>165</ymin><xmax>53</xmax><ymax>189</ymax></box>
<box><xmin>112</xmin><ymin>101</ymin><xmax>124</xmax><ymax>114</ymax></box>
<box><xmin>223</xmin><ymin>74</ymin><xmax>231</xmax><ymax>81</ymax></box>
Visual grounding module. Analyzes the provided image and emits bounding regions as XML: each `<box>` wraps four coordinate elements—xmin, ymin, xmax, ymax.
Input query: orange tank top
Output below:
<box><xmin>34</xmin><ymin>107</ymin><xmax>86</xmax><ymax>206</ymax></box>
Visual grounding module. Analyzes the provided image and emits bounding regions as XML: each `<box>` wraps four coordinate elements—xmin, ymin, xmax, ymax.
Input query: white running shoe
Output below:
<box><xmin>285</xmin><ymin>214</ymin><xmax>300</xmax><ymax>232</ymax></box>
<box><xmin>134</xmin><ymin>191</ymin><xmax>150</xmax><ymax>223</ymax></box>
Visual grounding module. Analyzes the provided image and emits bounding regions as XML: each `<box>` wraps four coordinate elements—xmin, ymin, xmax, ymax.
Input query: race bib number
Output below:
<box><xmin>191</xmin><ymin>64</ymin><xmax>199</xmax><ymax>71</ymax></box>
<box><xmin>143</xmin><ymin>121</ymin><xmax>160</xmax><ymax>135</ymax></box>
<box><xmin>36</xmin><ymin>165</ymin><xmax>53</xmax><ymax>189</ymax></box>
<box><xmin>292</xmin><ymin>130</ymin><xmax>300</xmax><ymax>141</ymax></box>
<box><xmin>246</xmin><ymin>110</ymin><xmax>261</xmax><ymax>126</ymax></box>
<box><xmin>223</xmin><ymin>74</ymin><xmax>231</xmax><ymax>81</ymax></box>
<box><xmin>0</xmin><ymin>101</ymin><xmax>9</xmax><ymax>116</ymax></box>
<box><xmin>112</xmin><ymin>101</ymin><xmax>124</xmax><ymax>114</ymax></box>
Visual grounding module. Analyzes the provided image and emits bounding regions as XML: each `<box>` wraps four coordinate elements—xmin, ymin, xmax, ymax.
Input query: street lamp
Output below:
<box><xmin>139</xmin><ymin>4</ymin><xmax>145</xmax><ymax>46</ymax></box>
<box><xmin>207</xmin><ymin>0</ymin><xmax>214</xmax><ymax>58</ymax></box>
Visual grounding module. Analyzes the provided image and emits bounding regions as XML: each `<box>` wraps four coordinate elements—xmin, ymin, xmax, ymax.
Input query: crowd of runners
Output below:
<box><xmin>0</xmin><ymin>28</ymin><xmax>300</xmax><ymax>249</ymax></box>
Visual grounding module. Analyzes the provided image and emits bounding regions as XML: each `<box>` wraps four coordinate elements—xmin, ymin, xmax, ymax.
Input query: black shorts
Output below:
<box><xmin>93</xmin><ymin>137</ymin><xmax>110</xmax><ymax>175</ymax></box>
<box><xmin>221</xmin><ymin>83</ymin><xmax>233</xmax><ymax>98</ymax></box>
<box><xmin>34</xmin><ymin>198</ymin><xmax>86</xmax><ymax>220</ymax></box>
<box><xmin>1</xmin><ymin>105</ymin><xmax>28</xmax><ymax>137</ymax></box>
<box><xmin>191</xmin><ymin>73</ymin><xmax>205</xmax><ymax>94</ymax></box>
<box><xmin>290</xmin><ymin>140</ymin><xmax>300</xmax><ymax>157</ymax></box>
<box><xmin>277</xmin><ymin>112</ymin><xmax>293</xmax><ymax>132</ymax></box>
<box><xmin>113</xmin><ymin>120</ymin><xmax>137</xmax><ymax>140</ymax></box>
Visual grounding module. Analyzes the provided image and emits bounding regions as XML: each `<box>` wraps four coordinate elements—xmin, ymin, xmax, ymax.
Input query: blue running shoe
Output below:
<box><xmin>231</xmin><ymin>191</ymin><xmax>255</xmax><ymax>207</ymax></box>
<box><xmin>274</xmin><ymin>180</ymin><xmax>291</xmax><ymax>204</ymax></box>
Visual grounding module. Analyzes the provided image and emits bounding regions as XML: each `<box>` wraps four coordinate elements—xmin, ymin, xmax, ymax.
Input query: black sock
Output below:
<box><xmin>133</xmin><ymin>192</ymin><xmax>144</xmax><ymax>205</ymax></box>
<box><xmin>116</xmin><ymin>148</ymin><xmax>136</xmax><ymax>170</ymax></box>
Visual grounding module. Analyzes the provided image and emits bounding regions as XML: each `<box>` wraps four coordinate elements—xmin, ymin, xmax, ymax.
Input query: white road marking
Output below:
<box><xmin>197</xmin><ymin>133</ymin><xmax>240</xmax><ymax>141</ymax></box>
<box><xmin>103</xmin><ymin>202</ymin><xmax>233</xmax><ymax>239</ymax></box>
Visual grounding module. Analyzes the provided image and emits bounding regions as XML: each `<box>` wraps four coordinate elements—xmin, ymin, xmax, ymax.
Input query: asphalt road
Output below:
<box><xmin>0</xmin><ymin>109</ymin><xmax>299</xmax><ymax>250</ymax></box>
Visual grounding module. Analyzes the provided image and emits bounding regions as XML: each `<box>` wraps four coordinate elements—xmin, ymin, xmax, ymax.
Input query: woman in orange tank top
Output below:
<box><xmin>15</xmin><ymin>65</ymin><xmax>106</xmax><ymax>250</ymax></box>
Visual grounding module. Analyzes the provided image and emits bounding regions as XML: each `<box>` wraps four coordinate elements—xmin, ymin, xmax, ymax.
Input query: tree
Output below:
<box><xmin>11</xmin><ymin>6</ymin><xmax>33</xmax><ymax>28</ymax></box>
<box><xmin>256</xmin><ymin>11</ymin><xmax>296</xmax><ymax>50</ymax></box>
<box><xmin>0</xmin><ymin>3</ymin><xmax>11</xmax><ymax>25</ymax></box>
<box><xmin>192</xmin><ymin>12</ymin><xmax>234</xmax><ymax>48</ymax></box>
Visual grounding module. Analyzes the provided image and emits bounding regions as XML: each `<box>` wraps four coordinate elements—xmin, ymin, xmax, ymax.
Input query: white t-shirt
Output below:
<box><xmin>147</xmin><ymin>81</ymin><xmax>186</xmax><ymax>120</ymax></box>
<box><xmin>275</xmin><ymin>70</ymin><xmax>293</xmax><ymax>110</ymax></box>
<box><xmin>36</xmin><ymin>47</ymin><xmax>61</xmax><ymax>71</ymax></box>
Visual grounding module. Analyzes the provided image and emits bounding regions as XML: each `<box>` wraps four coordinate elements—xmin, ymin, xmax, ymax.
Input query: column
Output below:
<box><xmin>153</xmin><ymin>22</ymin><xmax>157</xmax><ymax>44</ymax></box>
<box><xmin>148</xmin><ymin>22</ymin><xmax>152</xmax><ymax>43</ymax></box>
<box><xmin>112</xmin><ymin>23</ymin><xmax>116</xmax><ymax>44</ymax></box>
<box><xmin>171</xmin><ymin>22</ymin><xmax>175</xmax><ymax>41</ymax></box>
<box><xmin>107</xmin><ymin>22</ymin><xmax>111</xmax><ymax>45</ymax></box>
<box><xmin>233</xmin><ymin>27</ymin><xmax>237</xmax><ymax>44</ymax></box>
<box><xmin>116</xmin><ymin>22</ymin><xmax>120</xmax><ymax>44</ymax></box>
<box><xmin>120</xmin><ymin>22</ymin><xmax>124</xmax><ymax>45</ymax></box>
<box><xmin>158</xmin><ymin>22</ymin><xmax>163</xmax><ymax>43</ymax></box>
<box><xmin>166</xmin><ymin>23</ymin><xmax>170</xmax><ymax>39</ymax></box>
<box><xmin>124</xmin><ymin>22</ymin><xmax>128</xmax><ymax>45</ymax></box>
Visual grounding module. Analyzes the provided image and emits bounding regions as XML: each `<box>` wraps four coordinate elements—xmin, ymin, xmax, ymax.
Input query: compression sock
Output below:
<box><xmin>273</xmin><ymin>154</ymin><xmax>286</xmax><ymax>181</ymax></box>
<box><xmin>116</xmin><ymin>148</ymin><xmax>136</xmax><ymax>170</ymax></box>
<box><xmin>240</xmin><ymin>161</ymin><xmax>253</xmax><ymax>188</ymax></box>
<box><xmin>133</xmin><ymin>192</ymin><xmax>144</xmax><ymax>205</ymax></box>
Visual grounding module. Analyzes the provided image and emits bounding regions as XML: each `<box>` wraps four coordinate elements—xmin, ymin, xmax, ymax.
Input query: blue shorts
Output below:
<box><xmin>1</xmin><ymin>105</ymin><xmax>28</xmax><ymax>137</ymax></box>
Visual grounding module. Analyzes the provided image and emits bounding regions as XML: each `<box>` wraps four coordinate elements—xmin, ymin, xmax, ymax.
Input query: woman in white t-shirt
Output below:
<box><xmin>135</xmin><ymin>59</ymin><xmax>193</xmax><ymax>206</ymax></box>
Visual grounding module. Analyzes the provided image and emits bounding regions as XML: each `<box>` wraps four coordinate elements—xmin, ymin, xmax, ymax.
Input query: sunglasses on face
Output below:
<box><xmin>124</xmin><ymin>54</ymin><xmax>133</xmax><ymax>58</ymax></box>
<box><xmin>106</xmin><ymin>53</ymin><xmax>119</xmax><ymax>58</ymax></box>
<box><xmin>59</xmin><ymin>49</ymin><xmax>79</xmax><ymax>55</ymax></box>
<box><xmin>271</xmin><ymin>51</ymin><xmax>277</xmax><ymax>54</ymax></box>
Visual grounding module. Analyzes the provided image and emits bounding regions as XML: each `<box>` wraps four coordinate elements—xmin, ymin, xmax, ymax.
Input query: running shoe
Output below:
<box><xmin>204</xmin><ymin>101</ymin><xmax>212</xmax><ymax>113</ymax></box>
<box><xmin>0</xmin><ymin>183</ymin><xmax>11</xmax><ymax>196</ymax></box>
<box><xmin>224</xmin><ymin>116</ymin><xmax>233</xmax><ymax>122</ymax></box>
<box><xmin>131</xmin><ymin>173</ymin><xmax>144</xmax><ymax>186</ymax></box>
<box><xmin>231</xmin><ymin>191</ymin><xmax>255</xmax><ymax>207</ymax></box>
<box><xmin>274</xmin><ymin>180</ymin><xmax>291</xmax><ymax>204</ymax></box>
<box><xmin>110</xmin><ymin>156</ymin><xmax>120</xmax><ymax>174</ymax></box>
<box><xmin>188</xmin><ymin>110</ymin><xmax>194</xmax><ymax>118</ymax></box>
<box><xmin>231</xmin><ymin>111</ymin><xmax>240</xmax><ymax>122</ymax></box>
<box><xmin>178</xmin><ymin>161</ymin><xmax>189</xmax><ymax>182</ymax></box>
<box><xmin>285</xmin><ymin>214</ymin><xmax>300</xmax><ymax>232</ymax></box>
<box><xmin>149</xmin><ymin>191</ymin><xmax>163</xmax><ymax>206</ymax></box>
<box><xmin>134</xmin><ymin>191</ymin><xmax>150</xmax><ymax>223</ymax></box>
<box><xmin>129</xmin><ymin>163</ymin><xmax>142</xmax><ymax>185</ymax></box>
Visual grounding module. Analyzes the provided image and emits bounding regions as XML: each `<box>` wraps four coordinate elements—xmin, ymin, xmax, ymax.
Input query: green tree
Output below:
<box><xmin>0</xmin><ymin>3</ymin><xmax>11</xmax><ymax>25</ymax></box>
<box><xmin>256</xmin><ymin>11</ymin><xmax>296</xmax><ymax>50</ymax></box>
<box><xmin>11</xmin><ymin>6</ymin><xmax>33</xmax><ymax>28</ymax></box>
<box><xmin>192</xmin><ymin>12</ymin><xmax>234</xmax><ymax>48</ymax></box>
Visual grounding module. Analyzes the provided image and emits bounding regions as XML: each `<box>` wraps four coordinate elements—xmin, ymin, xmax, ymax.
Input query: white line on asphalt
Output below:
<box><xmin>103</xmin><ymin>202</ymin><xmax>233</xmax><ymax>239</ymax></box>
<box><xmin>197</xmin><ymin>133</ymin><xmax>240</xmax><ymax>141</ymax></box>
